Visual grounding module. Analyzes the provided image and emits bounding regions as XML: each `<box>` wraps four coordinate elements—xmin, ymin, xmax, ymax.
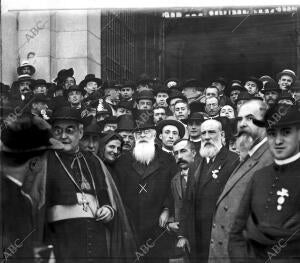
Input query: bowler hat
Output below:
<box><xmin>156</xmin><ymin>116</ymin><xmax>185</xmax><ymax>138</ymax></box>
<box><xmin>32</xmin><ymin>79</ymin><xmax>52</xmax><ymax>90</ymax></box>
<box><xmin>276</xmin><ymin>69</ymin><xmax>296</xmax><ymax>82</ymax></box>
<box><xmin>261</xmin><ymin>81</ymin><xmax>281</xmax><ymax>94</ymax></box>
<box><xmin>80</xmin><ymin>74</ymin><xmax>102</xmax><ymax>87</ymax></box>
<box><xmin>16</xmin><ymin>74</ymin><xmax>33</xmax><ymax>84</ymax></box>
<box><xmin>187</xmin><ymin>112</ymin><xmax>205</xmax><ymax>123</ymax></box>
<box><xmin>166</xmin><ymin>90</ymin><xmax>187</xmax><ymax>105</ymax></box>
<box><xmin>122</xmin><ymin>80</ymin><xmax>136</xmax><ymax>89</ymax></box>
<box><xmin>83</xmin><ymin>123</ymin><xmax>102</xmax><ymax>136</ymax></box>
<box><xmin>116</xmin><ymin>114</ymin><xmax>135</xmax><ymax>132</ymax></box>
<box><xmin>253</xmin><ymin>104</ymin><xmax>300</xmax><ymax>128</ymax></box>
<box><xmin>50</xmin><ymin>106</ymin><xmax>83</xmax><ymax>124</ymax></box>
<box><xmin>135</xmin><ymin>90</ymin><xmax>155</xmax><ymax>103</ymax></box>
<box><xmin>17</xmin><ymin>61</ymin><xmax>36</xmax><ymax>76</ymax></box>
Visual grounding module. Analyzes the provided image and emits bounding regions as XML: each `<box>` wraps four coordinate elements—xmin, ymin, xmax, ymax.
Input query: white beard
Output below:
<box><xmin>236</xmin><ymin>133</ymin><xmax>254</xmax><ymax>161</ymax></box>
<box><xmin>200</xmin><ymin>140</ymin><xmax>222</xmax><ymax>158</ymax></box>
<box><xmin>133</xmin><ymin>139</ymin><xmax>156</xmax><ymax>165</ymax></box>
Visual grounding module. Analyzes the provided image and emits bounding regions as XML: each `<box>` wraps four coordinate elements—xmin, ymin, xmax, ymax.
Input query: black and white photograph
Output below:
<box><xmin>1</xmin><ymin>0</ymin><xmax>300</xmax><ymax>262</ymax></box>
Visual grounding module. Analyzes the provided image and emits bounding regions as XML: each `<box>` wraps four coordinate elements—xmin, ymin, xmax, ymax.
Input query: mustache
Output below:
<box><xmin>177</xmin><ymin>159</ymin><xmax>188</xmax><ymax>164</ymax></box>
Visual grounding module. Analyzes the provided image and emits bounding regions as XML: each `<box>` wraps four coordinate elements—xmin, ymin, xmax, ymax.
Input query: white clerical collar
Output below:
<box><xmin>274</xmin><ymin>152</ymin><xmax>300</xmax><ymax>166</ymax></box>
<box><xmin>162</xmin><ymin>147</ymin><xmax>173</xmax><ymax>154</ymax></box>
<box><xmin>249</xmin><ymin>137</ymin><xmax>267</xmax><ymax>157</ymax></box>
<box><xmin>6</xmin><ymin>174</ymin><xmax>22</xmax><ymax>187</ymax></box>
<box><xmin>190</xmin><ymin>137</ymin><xmax>201</xmax><ymax>143</ymax></box>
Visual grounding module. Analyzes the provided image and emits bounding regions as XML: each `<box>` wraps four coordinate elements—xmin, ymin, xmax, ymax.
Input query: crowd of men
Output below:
<box><xmin>1</xmin><ymin>61</ymin><xmax>300</xmax><ymax>263</ymax></box>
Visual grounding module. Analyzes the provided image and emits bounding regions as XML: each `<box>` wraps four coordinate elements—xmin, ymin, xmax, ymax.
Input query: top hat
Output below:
<box><xmin>80</xmin><ymin>74</ymin><xmax>102</xmax><ymax>87</ymax></box>
<box><xmin>54</xmin><ymin>68</ymin><xmax>74</xmax><ymax>83</ymax></box>
<box><xmin>261</xmin><ymin>81</ymin><xmax>281</xmax><ymax>94</ymax></box>
<box><xmin>276</xmin><ymin>69</ymin><xmax>296</xmax><ymax>82</ymax></box>
<box><xmin>244</xmin><ymin>77</ymin><xmax>263</xmax><ymax>91</ymax></box>
<box><xmin>116</xmin><ymin>114</ymin><xmax>135</xmax><ymax>132</ymax></box>
<box><xmin>253</xmin><ymin>104</ymin><xmax>300</xmax><ymax>128</ymax></box>
<box><xmin>50</xmin><ymin>106</ymin><xmax>83</xmax><ymax>124</ymax></box>
<box><xmin>17</xmin><ymin>61</ymin><xmax>36</xmax><ymax>76</ymax></box>
<box><xmin>134</xmin><ymin>110</ymin><xmax>155</xmax><ymax>131</ymax></box>
<box><xmin>156</xmin><ymin>116</ymin><xmax>186</xmax><ymax>138</ymax></box>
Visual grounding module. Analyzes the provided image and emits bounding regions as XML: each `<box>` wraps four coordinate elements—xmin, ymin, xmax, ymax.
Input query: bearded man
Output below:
<box><xmin>177</xmin><ymin>119</ymin><xmax>239</xmax><ymax>263</ymax></box>
<box><xmin>207</xmin><ymin>100</ymin><xmax>273</xmax><ymax>263</ymax></box>
<box><xmin>113</xmin><ymin>116</ymin><xmax>177</xmax><ymax>263</ymax></box>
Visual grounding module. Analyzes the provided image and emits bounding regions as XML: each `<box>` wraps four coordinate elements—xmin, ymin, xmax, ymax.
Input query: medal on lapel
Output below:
<box><xmin>276</xmin><ymin>188</ymin><xmax>289</xmax><ymax>211</ymax></box>
<box><xmin>212</xmin><ymin>166</ymin><xmax>221</xmax><ymax>179</ymax></box>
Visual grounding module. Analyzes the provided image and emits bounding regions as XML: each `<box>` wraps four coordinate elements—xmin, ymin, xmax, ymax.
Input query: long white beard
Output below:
<box><xmin>133</xmin><ymin>139</ymin><xmax>156</xmax><ymax>165</ymax></box>
<box><xmin>200</xmin><ymin>140</ymin><xmax>222</xmax><ymax>158</ymax></box>
<box><xmin>236</xmin><ymin>133</ymin><xmax>254</xmax><ymax>161</ymax></box>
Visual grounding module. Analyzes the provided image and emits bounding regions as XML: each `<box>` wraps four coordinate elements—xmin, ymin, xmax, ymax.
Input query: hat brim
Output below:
<box><xmin>49</xmin><ymin>116</ymin><xmax>83</xmax><ymax>124</ymax></box>
<box><xmin>17</xmin><ymin>65</ymin><xmax>36</xmax><ymax>75</ymax></box>
<box><xmin>156</xmin><ymin>119</ymin><xmax>185</xmax><ymax>138</ymax></box>
<box><xmin>276</xmin><ymin>72</ymin><xmax>296</xmax><ymax>82</ymax></box>
<box><xmin>81</xmin><ymin>78</ymin><xmax>102</xmax><ymax>88</ymax></box>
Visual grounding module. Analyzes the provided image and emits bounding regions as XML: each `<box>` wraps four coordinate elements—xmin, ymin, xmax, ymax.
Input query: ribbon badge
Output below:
<box><xmin>276</xmin><ymin>188</ymin><xmax>289</xmax><ymax>211</ymax></box>
<box><xmin>212</xmin><ymin>166</ymin><xmax>221</xmax><ymax>179</ymax></box>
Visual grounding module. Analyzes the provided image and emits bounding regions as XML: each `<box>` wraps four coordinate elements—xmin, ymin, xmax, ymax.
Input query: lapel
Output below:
<box><xmin>199</xmin><ymin>147</ymin><xmax>229</xmax><ymax>188</ymax></box>
<box><xmin>216</xmin><ymin>141</ymin><xmax>269</xmax><ymax>206</ymax></box>
<box><xmin>131</xmin><ymin>150</ymin><xmax>162</xmax><ymax>180</ymax></box>
<box><xmin>174</xmin><ymin>173</ymin><xmax>183</xmax><ymax>199</ymax></box>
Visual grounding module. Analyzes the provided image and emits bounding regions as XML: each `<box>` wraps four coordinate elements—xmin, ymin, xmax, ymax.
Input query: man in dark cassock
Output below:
<box><xmin>229</xmin><ymin>104</ymin><xmax>300</xmax><ymax>263</ymax></box>
<box><xmin>45</xmin><ymin>107</ymin><xmax>136</xmax><ymax>263</ymax></box>
<box><xmin>113</xmin><ymin>114</ymin><xmax>178</xmax><ymax>263</ymax></box>
<box><xmin>0</xmin><ymin>115</ymin><xmax>54</xmax><ymax>263</ymax></box>
<box><xmin>177</xmin><ymin>119</ymin><xmax>239</xmax><ymax>263</ymax></box>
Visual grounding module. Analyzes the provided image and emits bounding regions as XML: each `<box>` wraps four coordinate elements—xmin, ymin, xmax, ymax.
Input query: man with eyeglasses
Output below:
<box><xmin>44</xmin><ymin>106</ymin><xmax>135</xmax><ymax>262</ymax></box>
<box><xmin>113</xmin><ymin>114</ymin><xmax>177</xmax><ymax>263</ymax></box>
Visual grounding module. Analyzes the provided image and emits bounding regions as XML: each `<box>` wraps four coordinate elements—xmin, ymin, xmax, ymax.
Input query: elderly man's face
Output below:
<box><xmin>278</xmin><ymin>75</ymin><xmax>293</xmax><ymax>90</ymax></box>
<box><xmin>267</xmin><ymin>126</ymin><xmax>300</xmax><ymax>160</ymax></box>
<box><xmin>19</xmin><ymin>81</ymin><xmax>31</xmax><ymax>95</ymax></box>
<box><xmin>52</xmin><ymin>120</ymin><xmax>83</xmax><ymax>153</ymax></box>
<box><xmin>80</xmin><ymin>134</ymin><xmax>100</xmax><ymax>153</ymax></box>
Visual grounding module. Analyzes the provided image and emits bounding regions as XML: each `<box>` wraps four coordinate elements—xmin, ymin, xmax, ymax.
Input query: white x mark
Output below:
<box><xmin>139</xmin><ymin>184</ymin><xmax>147</xmax><ymax>194</ymax></box>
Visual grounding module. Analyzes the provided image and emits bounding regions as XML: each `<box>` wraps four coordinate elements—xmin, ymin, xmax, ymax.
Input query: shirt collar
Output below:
<box><xmin>274</xmin><ymin>152</ymin><xmax>300</xmax><ymax>166</ymax></box>
<box><xmin>162</xmin><ymin>147</ymin><xmax>173</xmax><ymax>154</ymax></box>
<box><xmin>248</xmin><ymin>137</ymin><xmax>267</xmax><ymax>157</ymax></box>
<box><xmin>6</xmin><ymin>174</ymin><xmax>22</xmax><ymax>187</ymax></box>
<box><xmin>190</xmin><ymin>137</ymin><xmax>201</xmax><ymax>143</ymax></box>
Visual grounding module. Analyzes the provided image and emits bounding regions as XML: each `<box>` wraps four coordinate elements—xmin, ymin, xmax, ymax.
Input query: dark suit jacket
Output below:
<box><xmin>180</xmin><ymin>147</ymin><xmax>239</xmax><ymax>261</ymax></box>
<box><xmin>113</xmin><ymin>146</ymin><xmax>178</xmax><ymax>241</ymax></box>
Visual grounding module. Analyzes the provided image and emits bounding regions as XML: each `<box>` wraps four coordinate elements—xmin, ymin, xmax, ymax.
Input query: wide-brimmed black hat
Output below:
<box><xmin>261</xmin><ymin>81</ymin><xmax>281</xmax><ymax>94</ymax></box>
<box><xmin>135</xmin><ymin>90</ymin><xmax>155</xmax><ymax>103</ymax></box>
<box><xmin>134</xmin><ymin>110</ymin><xmax>155</xmax><ymax>131</ymax></box>
<box><xmin>187</xmin><ymin>112</ymin><xmax>205</xmax><ymax>123</ymax></box>
<box><xmin>64</xmin><ymin>84</ymin><xmax>86</xmax><ymax>97</ymax></box>
<box><xmin>253</xmin><ymin>104</ymin><xmax>300</xmax><ymax>128</ymax></box>
<box><xmin>54</xmin><ymin>68</ymin><xmax>74</xmax><ymax>83</ymax></box>
<box><xmin>32</xmin><ymin>94</ymin><xmax>50</xmax><ymax>103</ymax></box>
<box><xmin>276</xmin><ymin>69</ymin><xmax>296</xmax><ymax>82</ymax></box>
<box><xmin>225</xmin><ymin>82</ymin><xmax>247</xmax><ymax>97</ymax></box>
<box><xmin>50</xmin><ymin>106</ymin><xmax>83</xmax><ymax>124</ymax></box>
<box><xmin>32</xmin><ymin>79</ymin><xmax>52</xmax><ymax>90</ymax></box>
<box><xmin>17</xmin><ymin>61</ymin><xmax>36</xmax><ymax>76</ymax></box>
<box><xmin>278</xmin><ymin>90</ymin><xmax>295</xmax><ymax>104</ymax></box>
<box><xmin>156</xmin><ymin>116</ymin><xmax>185</xmax><ymax>138</ymax></box>
<box><xmin>236</xmin><ymin>91</ymin><xmax>263</xmax><ymax>103</ymax></box>
<box><xmin>122</xmin><ymin>80</ymin><xmax>136</xmax><ymax>89</ymax></box>
<box><xmin>154</xmin><ymin>85</ymin><xmax>170</xmax><ymax>96</ymax></box>
<box><xmin>80</xmin><ymin>74</ymin><xmax>102</xmax><ymax>87</ymax></box>
<box><xmin>243</xmin><ymin>77</ymin><xmax>263</xmax><ymax>91</ymax></box>
<box><xmin>189</xmin><ymin>102</ymin><xmax>205</xmax><ymax>114</ymax></box>
<box><xmin>83</xmin><ymin>123</ymin><xmax>102</xmax><ymax>136</ymax></box>
<box><xmin>259</xmin><ymin>75</ymin><xmax>275</xmax><ymax>84</ymax></box>
<box><xmin>166</xmin><ymin>89</ymin><xmax>187</xmax><ymax>105</ymax></box>
<box><xmin>116</xmin><ymin>114</ymin><xmax>135</xmax><ymax>132</ymax></box>
<box><xmin>0</xmin><ymin>115</ymin><xmax>52</xmax><ymax>153</ymax></box>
